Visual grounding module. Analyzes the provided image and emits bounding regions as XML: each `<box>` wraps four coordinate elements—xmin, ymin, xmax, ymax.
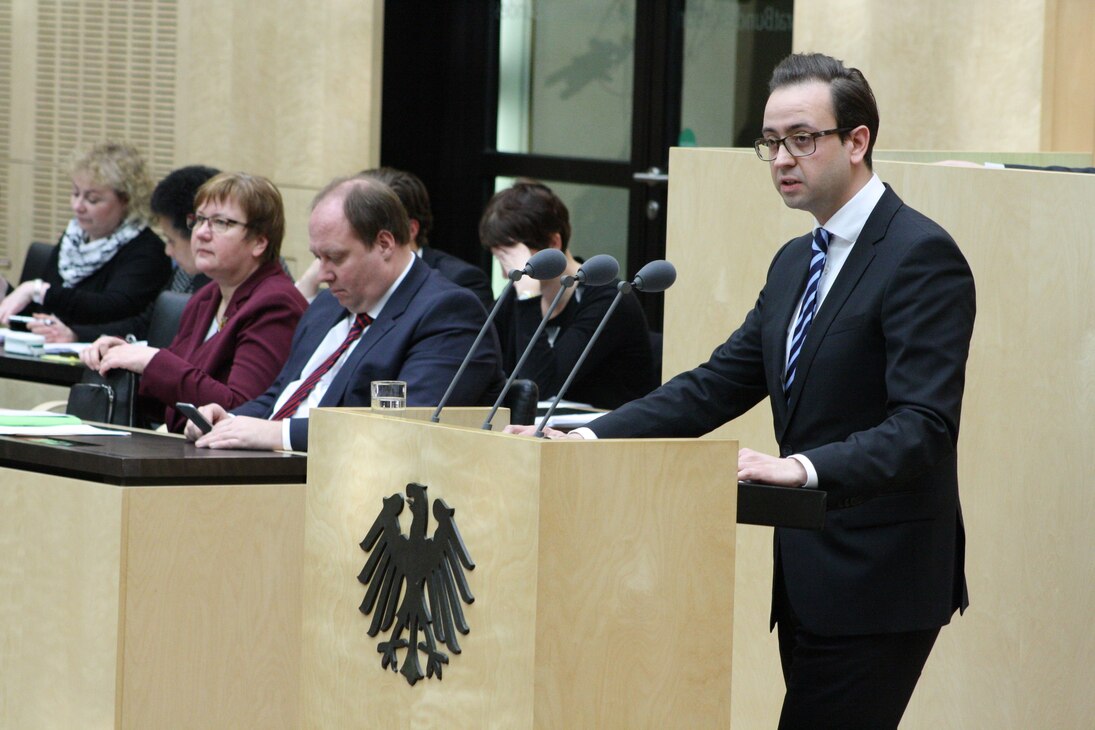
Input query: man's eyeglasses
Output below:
<box><xmin>186</xmin><ymin>213</ymin><xmax>249</xmax><ymax>235</ymax></box>
<box><xmin>753</xmin><ymin>128</ymin><xmax>854</xmax><ymax>161</ymax></box>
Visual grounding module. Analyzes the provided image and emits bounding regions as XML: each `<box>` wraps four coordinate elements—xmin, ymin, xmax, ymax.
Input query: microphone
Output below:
<box><xmin>534</xmin><ymin>259</ymin><xmax>676</xmax><ymax>437</ymax></box>
<box><xmin>431</xmin><ymin>248</ymin><xmax>567</xmax><ymax>422</ymax></box>
<box><xmin>480</xmin><ymin>254</ymin><xmax>620</xmax><ymax>430</ymax></box>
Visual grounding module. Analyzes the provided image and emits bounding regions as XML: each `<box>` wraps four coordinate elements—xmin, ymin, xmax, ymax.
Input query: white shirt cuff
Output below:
<box><xmin>281</xmin><ymin>419</ymin><xmax>293</xmax><ymax>451</ymax></box>
<box><xmin>787</xmin><ymin>453</ymin><xmax>818</xmax><ymax>488</ymax></box>
<box><xmin>570</xmin><ymin>426</ymin><xmax>597</xmax><ymax>440</ymax></box>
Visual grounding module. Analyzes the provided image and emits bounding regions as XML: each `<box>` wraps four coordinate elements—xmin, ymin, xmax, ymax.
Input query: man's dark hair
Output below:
<box><xmin>768</xmin><ymin>53</ymin><xmax>879</xmax><ymax>168</ymax></box>
<box><xmin>478</xmin><ymin>179</ymin><xmax>572</xmax><ymax>252</ymax></box>
<box><xmin>150</xmin><ymin>165</ymin><xmax>220</xmax><ymax>236</ymax></box>
<box><xmin>312</xmin><ymin>175</ymin><xmax>410</xmax><ymax>248</ymax></box>
<box><xmin>359</xmin><ymin>167</ymin><xmax>433</xmax><ymax>246</ymax></box>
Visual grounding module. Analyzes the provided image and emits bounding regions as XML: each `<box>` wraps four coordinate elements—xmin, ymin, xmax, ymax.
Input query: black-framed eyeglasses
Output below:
<box><xmin>186</xmin><ymin>213</ymin><xmax>250</xmax><ymax>235</ymax></box>
<box><xmin>753</xmin><ymin>128</ymin><xmax>854</xmax><ymax>161</ymax></box>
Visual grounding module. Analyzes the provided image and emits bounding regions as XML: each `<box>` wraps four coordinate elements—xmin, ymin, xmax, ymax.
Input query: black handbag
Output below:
<box><xmin>66</xmin><ymin>369</ymin><xmax>138</xmax><ymax>426</ymax></box>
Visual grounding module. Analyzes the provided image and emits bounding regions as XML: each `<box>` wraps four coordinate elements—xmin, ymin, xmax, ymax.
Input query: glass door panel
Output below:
<box><xmin>497</xmin><ymin>0</ymin><xmax>636</xmax><ymax>160</ymax></box>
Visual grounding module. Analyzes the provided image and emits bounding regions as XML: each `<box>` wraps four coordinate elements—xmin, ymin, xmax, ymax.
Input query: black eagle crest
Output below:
<box><xmin>358</xmin><ymin>482</ymin><xmax>475</xmax><ymax>685</ymax></box>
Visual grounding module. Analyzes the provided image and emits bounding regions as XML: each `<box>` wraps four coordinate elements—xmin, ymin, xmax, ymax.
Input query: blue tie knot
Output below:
<box><xmin>813</xmin><ymin>227</ymin><xmax>830</xmax><ymax>254</ymax></box>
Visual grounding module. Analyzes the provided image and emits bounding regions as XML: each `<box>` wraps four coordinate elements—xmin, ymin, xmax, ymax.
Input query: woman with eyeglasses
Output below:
<box><xmin>80</xmin><ymin>172</ymin><xmax>308</xmax><ymax>432</ymax></box>
<box><xmin>0</xmin><ymin>140</ymin><xmax>172</xmax><ymax>336</ymax></box>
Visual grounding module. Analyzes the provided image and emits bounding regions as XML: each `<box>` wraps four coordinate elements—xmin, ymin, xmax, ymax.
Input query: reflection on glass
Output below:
<box><xmin>681</xmin><ymin>0</ymin><xmax>793</xmax><ymax>148</ymax></box>
<box><xmin>497</xmin><ymin>0</ymin><xmax>635</xmax><ymax>160</ymax></box>
<box><xmin>488</xmin><ymin>177</ymin><xmax>629</xmax><ymax>295</ymax></box>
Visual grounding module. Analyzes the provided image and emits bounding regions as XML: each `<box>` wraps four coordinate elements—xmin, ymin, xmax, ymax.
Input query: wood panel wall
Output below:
<box><xmin>793</xmin><ymin>0</ymin><xmax>1095</xmax><ymax>155</ymax></box>
<box><xmin>0</xmin><ymin>0</ymin><xmax>383</xmax><ymax>278</ymax></box>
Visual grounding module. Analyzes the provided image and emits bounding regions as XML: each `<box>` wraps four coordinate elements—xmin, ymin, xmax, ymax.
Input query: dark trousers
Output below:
<box><xmin>775</xmin><ymin>584</ymin><xmax>940</xmax><ymax>729</ymax></box>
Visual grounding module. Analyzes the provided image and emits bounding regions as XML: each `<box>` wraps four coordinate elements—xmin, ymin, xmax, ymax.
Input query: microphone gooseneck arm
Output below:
<box><xmin>534</xmin><ymin>281</ymin><xmax>629</xmax><ymax>437</ymax></box>
<box><xmin>534</xmin><ymin>259</ymin><xmax>676</xmax><ymax>437</ymax></box>
<box><xmin>480</xmin><ymin>275</ymin><xmax>575</xmax><ymax>430</ymax></box>
<box><xmin>431</xmin><ymin>248</ymin><xmax>567</xmax><ymax>423</ymax></box>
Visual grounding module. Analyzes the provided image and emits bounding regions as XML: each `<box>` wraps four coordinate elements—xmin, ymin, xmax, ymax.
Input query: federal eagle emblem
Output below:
<box><xmin>358</xmin><ymin>482</ymin><xmax>475</xmax><ymax>685</ymax></box>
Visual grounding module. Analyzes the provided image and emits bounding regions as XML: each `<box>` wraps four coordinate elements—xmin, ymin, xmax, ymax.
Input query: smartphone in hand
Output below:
<box><xmin>175</xmin><ymin>402</ymin><xmax>213</xmax><ymax>434</ymax></box>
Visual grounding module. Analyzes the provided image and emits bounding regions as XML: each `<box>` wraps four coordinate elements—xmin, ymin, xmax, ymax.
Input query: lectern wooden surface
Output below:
<box><xmin>301</xmin><ymin>408</ymin><xmax>738</xmax><ymax>728</ymax></box>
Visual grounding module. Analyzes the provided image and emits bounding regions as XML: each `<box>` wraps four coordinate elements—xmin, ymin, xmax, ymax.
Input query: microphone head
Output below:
<box><xmin>632</xmin><ymin>260</ymin><xmax>677</xmax><ymax>293</ymax></box>
<box><xmin>522</xmin><ymin>248</ymin><xmax>568</xmax><ymax>280</ymax></box>
<box><xmin>576</xmin><ymin>254</ymin><xmax>619</xmax><ymax>286</ymax></box>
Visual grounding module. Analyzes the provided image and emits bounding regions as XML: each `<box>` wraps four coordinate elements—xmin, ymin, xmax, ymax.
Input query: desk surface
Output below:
<box><xmin>0</xmin><ymin>427</ymin><xmax>306</xmax><ymax>486</ymax></box>
<box><xmin>0</xmin><ymin>352</ymin><xmax>85</xmax><ymax>387</ymax></box>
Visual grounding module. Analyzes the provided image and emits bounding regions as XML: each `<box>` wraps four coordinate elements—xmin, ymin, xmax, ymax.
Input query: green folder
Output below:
<box><xmin>0</xmin><ymin>414</ymin><xmax>83</xmax><ymax>427</ymax></box>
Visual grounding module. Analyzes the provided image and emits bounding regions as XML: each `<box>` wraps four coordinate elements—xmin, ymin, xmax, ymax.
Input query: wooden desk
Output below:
<box><xmin>0</xmin><ymin>427</ymin><xmax>306</xmax><ymax>485</ymax></box>
<box><xmin>0</xmin><ymin>429</ymin><xmax>306</xmax><ymax>729</ymax></box>
<box><xmin>0</xmin><ymin>351</ymin><xmax>85</xmax><ymax>386</ymax></box>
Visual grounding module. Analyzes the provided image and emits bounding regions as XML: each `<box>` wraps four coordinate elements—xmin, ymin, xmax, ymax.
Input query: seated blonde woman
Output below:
<box><xmin>81</xmin><ymin>173</ymin><xmax>308</xmax><ymax>432</ymax></box>
<box><xmin>0</xmin><ymin>140</ymin><xmax>171</xmax><ymax>339</ymax></box>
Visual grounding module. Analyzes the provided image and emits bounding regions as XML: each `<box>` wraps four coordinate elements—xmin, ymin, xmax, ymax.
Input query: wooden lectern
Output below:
<box><xmin>301</xmin><ymin>407</ymin><xmax>739</xmax><ymax>728</ymax></box>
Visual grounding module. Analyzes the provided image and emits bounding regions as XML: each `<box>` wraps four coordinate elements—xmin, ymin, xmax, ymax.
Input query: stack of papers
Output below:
<box><xmin>0</xmin><ymin>409</ymin><xmax>130</xmax><ymax>436</ymax></box>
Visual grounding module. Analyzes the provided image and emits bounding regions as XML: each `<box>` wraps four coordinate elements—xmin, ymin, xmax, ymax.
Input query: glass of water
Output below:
<box><xmin>370</xmin><ymin>380</ymin><xmax>407</xmax><ymax>412</ymax></box>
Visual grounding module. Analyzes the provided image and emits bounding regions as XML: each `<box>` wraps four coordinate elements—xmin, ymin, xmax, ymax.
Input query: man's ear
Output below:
<box><xmin>548</xmin><ymin>232</ymin><xmax>563</xmax><ymax>250</ymax></box>
<box><xmin>846</xmin><ymin>125</ymin><xmax>871</xmax><ymax>165</ymax></box>
<box><xmin>374</xmin><ymin>229</ymin><xmax>398</xmax><ymax>257</ymax></box>
<box><xmin>408</xmin><ymin>219</ymin><xmax>421</xmax><ymax>244</ymax></box>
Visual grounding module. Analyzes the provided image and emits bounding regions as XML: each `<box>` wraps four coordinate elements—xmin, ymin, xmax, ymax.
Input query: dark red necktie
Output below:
<box><xmin>271</xmin><ymin>312</ymin><xmax>372</xmax><ymax>420</ymax></box>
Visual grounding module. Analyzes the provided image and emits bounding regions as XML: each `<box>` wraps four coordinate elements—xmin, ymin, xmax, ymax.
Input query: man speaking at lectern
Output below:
<box><xmin>185</xmin><ymin>175</ymin><xmax>503</xmax><ymax>452</ymax></box>
<box><xmin>512</xmin><ymin>53</ymin><xmax>975</xmax><ymax>728</ymax></box>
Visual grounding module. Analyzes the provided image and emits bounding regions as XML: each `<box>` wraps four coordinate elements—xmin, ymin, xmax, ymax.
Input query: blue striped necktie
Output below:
<box><xmin>784</xmin><ymin>228</ymin><xmax>830</xmax><ymax>397</ymax></box>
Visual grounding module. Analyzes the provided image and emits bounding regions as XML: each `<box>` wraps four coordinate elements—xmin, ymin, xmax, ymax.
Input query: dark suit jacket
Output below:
<box><xmin>234</xmin><ymin>257</ymin><xmax>505</xmax><ymax>451</ymax></box>
<box><xmin>587</xmin><ymin>187</ymin><xmax>976</xmax><ymax>636</ymax></box>
<box><xmin>139</xmin><ymin>261</ymin><xmax>307</xmax><ymax>432</ymax></box>
<box><xmin>26</xmin><ymin>226</ymin><xmax>173</xmax><ymax>336</ymax></box>
<box><xmin>420</xmin><ymin>246</ymin><xmax>493</xmax><ymax>311</ymax></box>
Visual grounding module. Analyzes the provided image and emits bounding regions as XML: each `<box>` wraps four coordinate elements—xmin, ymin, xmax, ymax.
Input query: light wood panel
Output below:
<box><xmin>301</xmin><ymin>408</ymin><xmax>738</xmax><ymax>728</ymax></box>
<box><xmin>0</xmin><ymin>469</ymin><xmax>124</xmax><ymax>729</ymax></box>
<box><xmin>664</xmin><ymin>147</ymin><xmax>1095</xmax><ymax>728</ymax></box>
<box><xmin>1</xmin><ymin>0</ymin><xmax>383</xmax><ymax>282</ymax></box>
<box><xmin>120</xmin><ymin>483</ymin><xmax>305</xmax><ymax>729</ymax></box>
<box><xmin>0</xmin><ymin>468</ymin><xmax>306</xmax><ymax>729</ymax></box>
<box><xmin>793</xmin><ymin>0</ymin><xmax>1095</xmax><ymax>155</ymax></box>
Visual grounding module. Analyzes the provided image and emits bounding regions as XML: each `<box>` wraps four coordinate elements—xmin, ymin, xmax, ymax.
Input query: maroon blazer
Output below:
<box><xmin>139</xmin><ymin>261</ymin><xmax>307</xmax><ymax>432</ymax></box>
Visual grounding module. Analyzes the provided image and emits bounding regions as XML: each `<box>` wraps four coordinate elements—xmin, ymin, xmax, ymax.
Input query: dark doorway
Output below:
<box><xmin>381</xmin><ymin>0</ymin><xmax>793</xmax><ymax>331</ymax></box>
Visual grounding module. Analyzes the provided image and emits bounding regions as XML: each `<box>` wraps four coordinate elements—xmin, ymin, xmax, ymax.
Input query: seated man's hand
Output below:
<box><xmin>193</xmin><ymin>409</ymin><xmax>283</xmax><ymax>451</ymax></box>
<box><xmin>184</xmin><ymin>403</ymin><xmax>229</xmax><ymax>441</ymax></box>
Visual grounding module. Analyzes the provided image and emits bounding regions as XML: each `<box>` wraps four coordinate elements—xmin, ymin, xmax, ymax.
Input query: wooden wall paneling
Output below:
<box><xmin>792</xmin><ymin>0</ymin><xmax>1050</xmax><ymax>152</ymax></box>
<box><xmin>1042</xmin><ymin>0</ymin><xmax>1095</xmax><ymax>152</ymax></box>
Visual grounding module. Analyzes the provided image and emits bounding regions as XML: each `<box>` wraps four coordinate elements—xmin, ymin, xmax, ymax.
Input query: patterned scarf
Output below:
<box><xmin>57</xmin><ymin>216</ymin><xmax>146</xmax><ymax>288</ymax></box>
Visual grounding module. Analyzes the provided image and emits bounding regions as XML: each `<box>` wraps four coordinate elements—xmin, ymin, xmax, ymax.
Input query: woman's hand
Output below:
<box><xmin>0</xmin><ymin>281</ymin><xmax>36</xmax><ymax>325</ymax></box>
<box><xmin>27</xmin><ymin>314</ymin><xmax>77</xmax><ymax>343</ymax></box>
<box><xmin>295</xmin><ymin>258</ymin><xmax>323</xmax><ymax>301</ymax></box>
<box><xmin>80</xmin><ymin>335</ymin><xmax>128</xmax><ymax>371</ymax></box>
<box><xmin>491</xmin><ymin>243</ymin><xmax>540</xmax><ymax>299</ymax></box>
<box><xmin>96</xmin><ymin>342</ymin><xmax>158</xmax><ymax>376</ymax></box>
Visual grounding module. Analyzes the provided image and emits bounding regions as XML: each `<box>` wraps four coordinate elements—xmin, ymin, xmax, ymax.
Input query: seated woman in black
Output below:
<box><xmin>0</xmin><ymin>140</ymin><xmax>171</xmax><ymax>338</ymax></box>
<box><xmin>479</xmin><ymin>180</ymin><xmax>656</xmax><ymax>409</ymax></box>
